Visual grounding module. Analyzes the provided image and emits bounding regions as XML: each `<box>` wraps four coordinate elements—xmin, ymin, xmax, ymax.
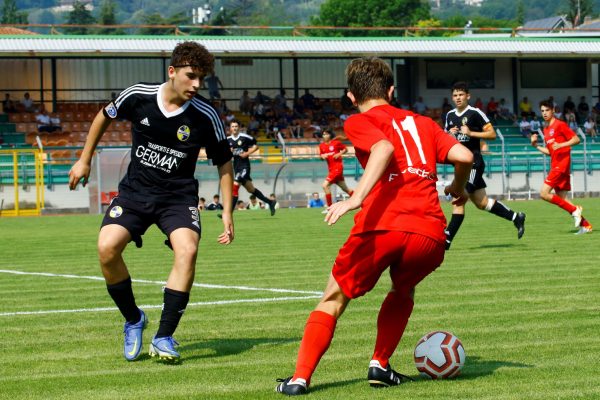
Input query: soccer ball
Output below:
<box><xmin>414</xmin><ymin>331</ymin><xmax>465</xmax><ymax>379</ymax></box>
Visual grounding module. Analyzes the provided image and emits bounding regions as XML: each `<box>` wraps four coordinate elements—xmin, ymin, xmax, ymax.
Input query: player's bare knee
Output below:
<box><xmin>97</xmin><ymin>240</ymin><xmax>121</xmax><ymax>265</ymax></box>
<box><xmin>174</xmin><ymin>242</ymin><xmax>198</xmax><ymax>262</ymax></box>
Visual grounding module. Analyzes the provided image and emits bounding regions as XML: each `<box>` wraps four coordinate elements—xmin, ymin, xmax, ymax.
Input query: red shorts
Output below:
<box><xmin>332</xmin><ymin>231</ymin><xmax>445</xmax><ymax>299</ymax></box>
<box><xmin>545</xmin><ymin>170</ymin><xmax>571</xmax><ymax>191</ymax></box>
<box><xmin>326</xmin><ymin>168</ymin><xmax>344</xmax><ymax>184</ymax></box>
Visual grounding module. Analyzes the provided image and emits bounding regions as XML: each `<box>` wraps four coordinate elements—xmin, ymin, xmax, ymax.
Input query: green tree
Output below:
<box><xmin>138</xmin><ymin>12</ymin><xmax>169</xmax><ymax>35</ymax></box>
<box><xmin>1</xmin><ymin>0</ymin><xmax>28</xmax><ymax>24</ymax></box>
<box><xmin>97</xmin><ymin>0</ymin><xmax>122</xmax><ymax>35</ymax></box>
<box><xmin>516</xmin><ymin>0</ymin><xmax>525</xmax><ymax>25</ymax></box>
<box><xmin>311</xmin><ymin>0</ymin><xmax>430</xmax><ymax>36</ymax></box>
<box><xmin>565</xmin><ymin>0</ymin><xmax>593</xmax><ymax>26</ymax></box>
<box><xmin>65</xmin><ymin>1</ymin><xmax>95</xmax><ymax>35</ymax></box>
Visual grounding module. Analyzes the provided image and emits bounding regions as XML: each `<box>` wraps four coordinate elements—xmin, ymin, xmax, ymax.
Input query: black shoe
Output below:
<box><xmin>513</xmin><ymin>212</ymin><xmax>526</xmax><ymax>239</ymax></box>
<box><xmin>367</xmin><ymin>360</ymin><xmax>413</xmax><ymax>388</ymax></box>
<box><xmin>217</xmin><ymin>213</ymin><xmax>222</xmax><ymax>219</ymax></box>
<box><xmin>275</xmin><ymin>377</ymin><xmax>307</xmax><ymax>396</ymax></box>
<box><xmin>445</xmin><ymin>239</ymin><xmax>452</xmax><ymax>250</ymax></box>
<box><xmin>268</xmin><ymin>201</ymin><xmax>276</xmax><ymax>216</ymax></box>
<box><xmin>444</xmin><ymin>230</ymin><xmax>452</xmax><ymax>250</ymax></box>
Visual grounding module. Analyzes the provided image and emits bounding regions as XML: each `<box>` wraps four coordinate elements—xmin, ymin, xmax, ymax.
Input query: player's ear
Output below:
<box><xmin>387</xmin><ymin>86</ymin><xmax>395</xmax><ymax>102</ymax></box>
<box><xmin>167</xmin><ymin>65</ymin><xmax>176</xmax><ymax>80</ymax></box>
<box><xmin>347</xmin><ymin>91</ymin><xmax>357</xmax><ymax>106</ymax></box>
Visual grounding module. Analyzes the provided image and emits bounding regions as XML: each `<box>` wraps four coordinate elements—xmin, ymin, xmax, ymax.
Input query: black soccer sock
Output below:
<box><xmin>488</xmin><ymin>200</ymin><xmax>516</xmax><ymax>222</ymax></box>
<box><xmin>252</xmin><ymin>188</ymin><xmax>271</xmax><ymax>205</ymax></box>
<box><xmin>446</xmin><ymin>214</ymin><xmax>465</xmax><ymax>243</ymax></box>
<box><xmin>231</xmin><ymin>196</ymin><xmax>238</xmax><ymax>212</ymax></box>
<box><xmin>155</xmin><ymin>287</ymin><xmax>190</xmax><ymax>338</ymax></box>
<box><xmin>106</xmin><ymin>277</ymin><xmax>140</xmax><ymax>324</ymax></box>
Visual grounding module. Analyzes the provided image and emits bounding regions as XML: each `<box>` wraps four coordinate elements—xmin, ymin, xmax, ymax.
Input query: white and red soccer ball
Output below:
<box><xmin>414</xmin><ymin>331</ymin><xmax>465</xmax><ymax>379</ymax></box>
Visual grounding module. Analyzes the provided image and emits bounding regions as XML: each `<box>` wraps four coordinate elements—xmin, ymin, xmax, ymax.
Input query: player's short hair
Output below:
<box><xmin>452</xmin><ymin>81</ymin><xmax>469</xmax><ymax>94</ymax></box>
<box><xmin>539</xmin><ymin>99</ymin><xmax>554</xmax><ymax>110</ymax></box>
<box><xmin>170</xmin><ymin>41</ymin><xmax>214</xmax><ymax>76</ymax></box>
<box><xmin>345</xmin><ymin>57</ymin><xmax>393</xmax><ymax>105</ymax></box>
<box><xmin>229</xmin><ymin>119</ymin><xmax>240</xmax><ymax>127</ymax></box>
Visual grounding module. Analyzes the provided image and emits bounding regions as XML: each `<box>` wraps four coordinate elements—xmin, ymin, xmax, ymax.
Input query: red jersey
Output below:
<box><xmin>542</xmin><ymin>118</ymin><xmax>576</xmax><ymax>173</ymax></box>
<box><xmin>319</xmin><ymin>139</ymin><xmax>346</xmax><ymax>172</ymax></box>
<box><xmin>344</xmin><ymin>105</ymin><xmax>459</xmax><ymax>242</ymax></box>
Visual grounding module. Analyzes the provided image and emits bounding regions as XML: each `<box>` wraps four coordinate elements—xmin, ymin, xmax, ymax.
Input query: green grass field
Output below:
<box><xmin>1</xmin><ymin>199</ymin><xmax>599</xmax><ymax>400</ymax></box>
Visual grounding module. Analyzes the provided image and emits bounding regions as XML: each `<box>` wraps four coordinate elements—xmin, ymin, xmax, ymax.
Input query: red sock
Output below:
<box><xmin>581</xmin><ymin>217</ymin><xmax>592</xmax><ymax>228</ymax></box>
<box><xmin>371</xmin><ymin>291</ymin><xmax>414</xmax><ymax>368</ymax></box>
<box><xmin>325</xmin><ymin>193</ymin><xmax>332</xmax><ymax>207</ymax></box>
<box><xmin>550</xmin><ymin>195</ymin><xmax>577</xmax><ymax>214</ymax></box>
<box><xmin>293</xmin><ymin>311</ymin><xmax>337</xmax><ymax>384</ymax></box>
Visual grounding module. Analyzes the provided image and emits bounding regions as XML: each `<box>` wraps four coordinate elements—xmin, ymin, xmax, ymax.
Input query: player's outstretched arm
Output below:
<box><xmin>217</xmin><ymin>160</ymin><xmax>234</xmax><ymax>244</ymax></box>
<box><xmin>68</xmin><ymin>110</ymin><xmax>111</xmax><ymax>190</ymax></box>
<box><xmin>530</xmin><ymin>133</ymin><xmax>550</xmax><ymax>155</ymax></box>
<box><xmin>444</xmin><ymin>143</ymin><xmax>473</xmax><ymax>206</ymax></box>
<box><xmin>325</xmin><ymin>139</ymin><xmax>394</xmax><ymax>225</ymax></box>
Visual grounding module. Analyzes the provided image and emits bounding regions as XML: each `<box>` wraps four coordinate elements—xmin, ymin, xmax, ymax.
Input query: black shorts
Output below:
<box><xmin>101</xmin><ymin>196</ymin><xmax>201</xmax><ymax>248</ymax></box>
<box><xmin>234</xmin><ymin>167</ymin><xmax>252</xmax><ymax>185</ymax></box>
<box><xmin>466</xmin><ymin>162</ymin><xmax>487</xmax><ymax>194</ymax></box>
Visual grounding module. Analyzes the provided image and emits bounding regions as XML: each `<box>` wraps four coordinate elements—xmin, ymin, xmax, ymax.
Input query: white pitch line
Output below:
<box><xmin>0</xmin><ymin>295</ymin><xmax>323</xmax><ymax>317</ymax></box>
<box><xmin>0</xmin><ymin>269</ymin><xmax>322</xmax><ymax>295</ymax></box>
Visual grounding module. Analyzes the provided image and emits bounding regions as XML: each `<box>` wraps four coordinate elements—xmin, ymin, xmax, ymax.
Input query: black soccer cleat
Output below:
<box><xmin>268</xmin><ymin>201</ymin><xmax>276</xmax><ymax>216</ymax></box>
<box><xmin>513</xmin><ymin>212</ymin><xmax>526</xmax><ymax>239</ymax></box>
<box><xmin>367</xmin><ymin>360</ymin><xmax>413</xmax><ymax>388</ymax></box>
<box><xmin>275</xmin><ymin>377</ymin><xmax>307</xmax><ymax>396</ymax></box>
<box><xmin>444</xmin><ymin>230</ymin><xmax>452</xmax><ymax>250</ymax></box>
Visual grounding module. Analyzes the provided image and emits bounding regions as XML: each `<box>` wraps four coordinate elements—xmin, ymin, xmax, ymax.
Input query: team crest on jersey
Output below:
<box><xmin>109</xmin><ymin>205</ymin><xmax>123</xmax><ymax>218</ymax></box>
<box><xmin>237</xmin><ymin>139</ymin><xmax>242</xmax><ymax>146</ymax></box>
<box><xmin>177</xmin><ymin>125</ymin><xmax>191</xmax><ymax>141</ymax></box>
<box><xmin>104</xmin><ymin>103</ymin><xmax>117</xmax><ymax>119</ymax></box>
<box><xmin>329</xmin><ymin>145</ymin><xmax>334</xmax><ymax>151</ymax></box>
<box><xmin>549</xmin><ymin>129</ymin><xmax>555</xmax><ymax>136</ymax></box>
<box><xmin>461</xmin><ymin>117</ymin><xmax>468</xmax><ymax>125</ymax></box>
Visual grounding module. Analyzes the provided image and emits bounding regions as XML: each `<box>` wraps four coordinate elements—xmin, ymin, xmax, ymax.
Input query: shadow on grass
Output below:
<box><xmin>309</xmin><ymin>378</ymin><xmax>364</xmax><ymax>393</ymax></box>
<box><xmin>178</xmin><ymin>337</ymin><xmax>300</xmax><ymax>361</ymax></box>
<box><xmin>471</xmin><ymin>243</ymin><xmax>516</xmax><ymax>249</ymax></box>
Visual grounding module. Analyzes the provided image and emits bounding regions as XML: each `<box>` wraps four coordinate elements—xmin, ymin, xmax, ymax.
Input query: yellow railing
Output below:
<box><xmin>0</xmin><ymin>148</ymin><xmax>45</xmax><ymax>217</ymax></box>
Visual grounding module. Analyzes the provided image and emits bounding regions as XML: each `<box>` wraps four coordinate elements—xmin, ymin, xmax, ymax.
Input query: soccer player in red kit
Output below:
<box><xmin>531</xmin><ymin>100</ymin><xmax>592</xmax><ymax>234</ymax></box>
<box><xmin>275</xmin><ymin>57</ymin><xmax>473</xmax><ymax>396</ymax></box>
<box><xmin>319</xmin><ymin>129</ymin><xmax>354</xmax><ymax>207</ymax></box>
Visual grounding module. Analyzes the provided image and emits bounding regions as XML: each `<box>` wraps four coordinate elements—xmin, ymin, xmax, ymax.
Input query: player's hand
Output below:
<box><xmin>239</xmin><ymin>151</ymin><xmax>249</xmax><ymax>159</ymax></box>
<box><xmin>444</xmin><ymin>181</ymin><xmax>469</xmax><ymax>206</ymax></box>
<box><xmin>552</xmin><ymin>142</ymin><xmax>563</xmax><ymax>151</ymax></box>
<box><xmin>460</xmin><ymin>126</ymin><xmax>471</xmax><ymax>136</ymax></box>
<box><xmin>448</xmin><ymin>126</ymin><xmax>459</xmax><ymax>135</ymax></box>
<box><xmin>68</xmin><ymin>159</ymin><xmax>90</xmax><ymax>190</ymax></box>
<box><xmin>530</xmin><ymin>133</ymin><xmax>538</xmax><ymax>147</ymax></box>
<box><xmin>218</xmin><ymin>211</ymin><xmax>234</xmax><ymax>244</ymax></box>
<box><xmin>333</xmin><ymin>153</ymin><xmax>341</xmax><ymax>159</ymax></box>
<box><xmin>324</xmin><ymin>197</ymin><xmax>361</xmax><ymax>225</ymax></box>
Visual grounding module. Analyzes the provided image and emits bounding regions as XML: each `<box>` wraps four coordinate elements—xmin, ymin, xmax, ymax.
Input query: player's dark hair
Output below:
<box><xmin>170</xmin><ymin>41</ymin><xmax>214</xmax><ymax>76</ymax></box>
<box><xmin>346</xmin><ymin>57</ymin><xmax>393</xmax><ymax>105</ymax></box>
<box><xmin>539</xmin><ymin>99</ymin><xmax>554</xmax><ymax>109</ymax></box>
<box><xmin>452</xmin><ymin>81</ymin><xmax>469</xmax><ymax>94</ymax></box>
<box><xmin>229</xmin><ymin>119</ymin><xmax>240</xmax><ymax>126</ymax></box>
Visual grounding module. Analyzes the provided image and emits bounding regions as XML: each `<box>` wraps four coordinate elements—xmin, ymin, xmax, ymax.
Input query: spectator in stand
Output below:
<box><xmin>254</xmin><ymin>90</ymin><xmax>270</xmax><ymax>105</ymax></box>
<box><xmin>239</xmin><ymin>90</ymin><xmax>253</xmax><ymax>115</ymax></box>
<box><xmin>577</xmin><ymin>96</ymin><xmax>590</xmax><ymax>125</ymax></box>
<box><xmin>584</xmin><ymin>116</ymin><xmax>597</xmax><ymax>141</ymax></box>
<box><xmin>3</xmin><ymin>93</ymin><xmax>16</xmax><ymax>113</ymax></box>
<box><xmin>206</xmin><ymin>194</ymin><xmax>224</xmax><ymax>211</ymax></box>
<box><xmin>518</xmin><ymin>116</ymin><xmax>532</xmax><ymax>138</ymax></box>
<box><xmin>21</xmin><ymin>92</ymin><xmax>35</xmax><ymax>112</ymax></box>
<box><xmin>274</xmin><ymin>89</ymin><xmax>288</xmax><ymax>115</ymax></box>
<box><xmin>236</xmin><ymin>200</ymin><xmax>247</xmax><ymax>210</ymax></box>
<box><xmin>293</xmin><ymin>98</ymin><xmax>306</xmax><ymax>119</ymax></box>
<box><xmin>340</xmin><ymin>88</ymin><xmax>353</xmax><ymax>112</ymax></box>
<box><xmin>246</xmin><ymin>194</ymin><xmax>263</xmax><ymax>210</ymax></box>
<box><xmin>486</xmin><ymin>97</ymin><xmax>498</xmax><ymax>121</ymax></box>
<box><xmin>519</xmin><ymin>97</ymin><xmax>534</xmax><ymax>118</ymax></box>
<box><xmin>301</xmin><ymin>89</ymin><xmax>316</xmax><ymax>110</ymax></box>
<box><xmin>36</xmin><ymin>105</ymin><xmax>61</xmax><ymax>133</ymax></box>
<box><xmin>498</xmin><ymin>98</ymin><xmax>513</xmax><ymax>121</ymax></box>
<box><xmin>474</xmin><ymin>97</ymin><xmax>484</xmax><ymax>112</ymax></box>
<box><xmin>307</xmin><ymin>192</ymin><xmax>324</xmax><ymax>208</ymax></box>
<box><xmin>289</xmin><ymin>119</ymin><xmax>303</xmax><ymax>139</ymax></box>
<box><xmin>563</xmin><ymin>96</ymin><xmax>576</xmax><ymax>114</ymax></box>
<box><xmin>203</xmin><ymin>72</ymin><xmax>223</xmax><ymax>100</ymax></box>
<box><xmin>247</xmin><ymin>115</ymin><xmax>260</xmax><ymax>137</ymax></box>
<box><xmin>253</xmin><ymin>101</ymin><xmax>266</xmax><ymax>121</ymax></box>
<box><xmin>530</xmin><ymin>115</ymin><xmax>541</xmax><ymax>133</ymax></box>
<box><xmin>566</xmin><ymin>112</ymin><xmax>578</xmax><ymax>132</ymax></box>
<box><xmin>321</xmin><ymin>99</ymin><xmax>336</xmax><ymax>117</ymax></box>
<box><xmin>593</xmin><ymin>99</ymin><xmax>600</xmax><ymax>120</ymax></box>
<box><xmin>554</xmin><ymin>105</ymin><xmax>563</xmax><ymax>121</ymax></box>
<box><xmin>441</xmin><ymin>97</ymin><xmax>452</xmax><ymax>120</ymax></box>
<box><xmin>198</xmin><ymin>197</ymin><xmax>206</xmax><ymax>211</ymax></box>
<box><xmin>412</xmin><ymin>96</ymin><xmax>427</xmax><ymax>115</ymax></box>
<box><xmin>548</xmin><ymin>96</ymin><xmax>558</xmax><ymax>110</ymax></box>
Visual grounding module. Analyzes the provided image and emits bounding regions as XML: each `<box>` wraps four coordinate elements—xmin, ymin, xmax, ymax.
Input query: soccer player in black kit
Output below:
<box><xmin>444</xmin><ymin>81</ymin><xmax>525</xmax><ymax>249</ymax></box>
<box><xmin>68</xmin><ymin>41</ymin><xmax>234</xmax><ymax>363</ymax></box>
<box><xmin>227</xmin><ymin>119</ymin><xmax>276</xmax><ymax>215</ymax></box>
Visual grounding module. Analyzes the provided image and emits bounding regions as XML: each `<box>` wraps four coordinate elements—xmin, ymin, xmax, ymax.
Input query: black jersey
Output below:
<box><xmin>228</xmin><ymin>132</ymin><xmax>256</xmax><ymax>172</ymax></box>
<box><xmin>444</xmin><ymin>105</ymin><xmax>490</xmax><ymax>165</ymax></box>
<box><xmin>103</xmin><ymin>82</ymin><xmax>232</xmax><ymax>204</ymax></box>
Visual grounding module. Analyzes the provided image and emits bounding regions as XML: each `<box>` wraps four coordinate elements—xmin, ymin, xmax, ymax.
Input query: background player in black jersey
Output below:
<box><xmin>227</xmin><ymin>119</ymin><xmax>276</xmax><ymax>215</ymax></box>
<box><xmin>68</xmin><ymin>41</ymin><xmax>234</xmax><ymax>363</ymax></box>
<box><xmin>444</xmin><ymin>81</ymin><xmax>525</xmax><ymax>249</ymax></box>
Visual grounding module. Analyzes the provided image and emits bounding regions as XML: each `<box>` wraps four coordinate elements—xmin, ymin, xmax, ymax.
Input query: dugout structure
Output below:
<box><xmin>0</xmin><ymin>149</ymin><xmax>45</xmax><ymax>216</ymax></box>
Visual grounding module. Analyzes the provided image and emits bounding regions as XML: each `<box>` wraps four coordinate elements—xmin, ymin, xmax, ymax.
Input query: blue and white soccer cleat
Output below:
<box><xmin>149</xmin><ymin>335</ymin><xmax>180</xmax><ymax>362</ymax></box>
<box><xmin>123</xmin><ymin>309</ymin><xmax>147</xmax><ymax>361</ymax></box>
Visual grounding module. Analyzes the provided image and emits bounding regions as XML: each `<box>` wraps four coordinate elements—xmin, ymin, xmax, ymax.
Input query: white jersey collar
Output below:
<box><xmin>157</xmin><ymin>82</ymin><xmax>190</xmax><ymax>118</ymax></box>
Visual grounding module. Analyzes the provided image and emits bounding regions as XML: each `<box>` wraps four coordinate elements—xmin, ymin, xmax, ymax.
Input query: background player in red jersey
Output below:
<box><xmin>319</xmin><ymin>129</ymin><xmax>354</xmax><ymax>208</ymax></box>
<box><xmin>275</xmin><ymin>57</ymin><xmax>473</xmax><ymax>396</ymax></box>
<box><xmin>531</xmin><ymin>100</ymin><xmax>592</xmax><ymax>234</ymax></box>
